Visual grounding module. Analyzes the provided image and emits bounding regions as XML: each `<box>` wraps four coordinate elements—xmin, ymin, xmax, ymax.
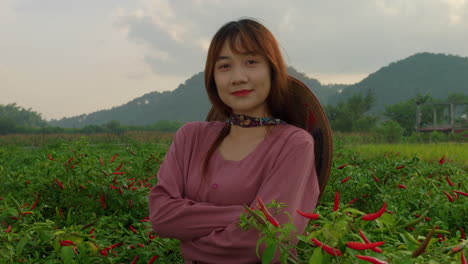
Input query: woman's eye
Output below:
<box><xmin>247</xmin><ymin>60</ymin><xmax>258</xmax><ymax>65</ymax></box>
<box><xmin>218</xmin><ymin>64</ymin><xmax>230</xmax><ymax>69</ymax></box>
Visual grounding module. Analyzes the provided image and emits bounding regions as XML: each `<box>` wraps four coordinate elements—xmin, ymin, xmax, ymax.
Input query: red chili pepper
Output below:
<box><xmin>148</xmin><ymin>233</ymin><xmax>158</xmax><ymax>239</ymax></box>
<box><xmin>54</xmin><ymin>179</ymin><xmax>64</xmax><ymax>189</ymax></box>
<box><xmin>148</xmin><ymin>255</ymin><xmax>159</xmax><ymax>264</ymax></box>
<box><xmin>60</xmin><ymin>240</ymin><xmax>75</xmax><ymax>246</ymax></box>
<box><xmin>461</xmin><ymin>251</ymin><xmax>467</xmax><ymax>264</ymax></box>
<box><xmin>100</xmin><ymin>195</ymin><xmax>106</xmax><ymax>209</ymax></box>
<box><xmin>99</xmin><ymin>157</ymin><xmax>104</xmax><ymax>166</ymax></box>
<box><xmin>89</xmin><ymin>227</ymin><xmax>95</xmax><ymax>234</ymax></box>
<box><xmin>396</xmin><ymin>165</ymin><xmax>405</xmax><ymax>170</ymax></box>
<box><xmin>311</xmin><ymin>238</ymin><xmax>342</xmax><ymax>256</ymax></box>
<box><xmin>256</xmin><ymin>196</ymin><xmax>280</xmax><ymax>227</ymax></box>
<box><xmin>461</xmin><ymin>228</ymin><xmax>466</xmax><ymax>240</ymax></box>
<box><xmin>340</xmin><ymin>176</ymin><xmax>351</xmax><ymax>184</ymax></box>
<box><xmin>349</xmin><ymin>197</ymin><xmax>358</xmax><ymax>205</ymax></box>
<box><xmin>6</xmin><ymin>225</ymin><xmax>11</xmax><ymax>233</ymax></box>
<box><xmin>296</xmin><ymin>209</ymin><xmax>320</xmax><ymax>219</ymax></box>
<box><xmin>358</xmin><ymin>229</ymin><xmax>382</xmax><ymax>253</ymax></box>
<box><xmin>22</xmin><ymin>212</ymin><xmax>32</xmax><ymax>215</ymax></box>
<box><xmin>139</xmin><ymin>219</ymin><xmax>149</xmax><ymax>222</ymax></box>
<box><xmin>137</xmin><ymin>243</ymin><xmax>145</xmax><ymax>247</ymax></box>
<box><xmin>130</xmin><ymin>225</ymin><xmax>138</xmax><ymax>233</ymax></box>
<box><xmin>443</xmin><ymin>191</ymin><xmax>453</xmax><ymax>202</ymax></box>
<box><xmin>67</xmin><ymin>157</ymin><xmax>74</xmax><ymax>163</ymax></box>
<box><xmin>109</xmin><ymin>242</ymin><xmax>123</xmax><ymax>249</ymax></box>
<box><xmin>347</xmin><ymin>241</ymin><xmax>385</xmax><ymax>250</ymax></box>
<box><xmin>112</xmin><ymin>172</ymin><xmax>125</xmax><ymax>175</ymax></box>
<box><xmin>114</xmin><ymin>163</ymin><xmax>123</xmax><ymax>171</ymax></box>
<box><xmin>109</xmin><ymin>184</ymin><xmax>117</xmax><ymax>190</ymax></box>
<box><xmin>439</xmin><ymin>155</ymin><xmax>446</xmax><ymax>165</ymax></box>
<box><xmin>372</xmin><ymin>175</ymin><xmax>381</xmax><ymax>183</ymax></box>
<box><xmin>445</xmin><ymin>175</ymin><xmax>454</xmax><ymax>186</ymax></box>
<box><xmin>355</xmin><ymin>255</ymin><xmax>389</xmax><ymax>264</ymax></box>
<box><xmin>333</xmin><ymin>192</ymin><xmax>340</xmax><ymax>211</ymax></box>
<box><xmin>109</xmin><ymin>153</ymin><xmax>118</xmax><ymax>163</ymax></box>
<box><xmin>100</xmin><ymin>250</ymin><xmax>108</xmax><ymax>256</ymax></box>
<box><xmin>453</xmin><ymin>190</ymin><xmax>468</xmax><ymax>197</ymax></box>
<box><xmin>47</xmin><ymin>154</ymin><xmax>55</xmax><ymax>161</ymax></box>
<box><xmin>131</xmin><ymin>255</ymin><xmax>139</xmax><ymax>264</ymax></box>
<box><xmin>337</xmin><ymin>164</ymin><xmax>348</xmax><ymax>169</ymax></box>
<box><xmin>362</xmin><ymin>202</ymin><xmax>386</xmax><ymax>221</ymax></box>
<box><xmin>398</xmin><ymin>184</ymin><xmax>407</xmax><ymax>189</ymax></box>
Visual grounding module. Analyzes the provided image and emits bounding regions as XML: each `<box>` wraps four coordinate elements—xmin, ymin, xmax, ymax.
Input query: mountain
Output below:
<box><xmin>49</xmin><ymin>67</ymin><xmax>342</xmax><ymax>128</ymax></box>
<box><xmin>328</xmin><ymin>52</ymin><xmax>468</xmax><ymax>112</ymax></box>
<box><xmin>50</xmin><ymin>52</ymin><xmax>468</xmax><ymax>128</ymax></box>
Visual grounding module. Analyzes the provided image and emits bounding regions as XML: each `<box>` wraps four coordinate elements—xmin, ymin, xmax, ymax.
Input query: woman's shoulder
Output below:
<box><xmin>277</xmin><ymin>124</ymin><xmax>314</xmax><ymax>145</ymax></box>
<box><xmin>177</xmin><ymin>121</ymin><xmax>225</xmax><ymax>135</ymax></box>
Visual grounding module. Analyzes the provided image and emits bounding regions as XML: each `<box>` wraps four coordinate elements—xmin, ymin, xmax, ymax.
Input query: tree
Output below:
<box><xmin>325</xmin><ymin>90</ymin><xmax>377</xmax><ymax>132</ymax></box>
<box><xmin>105</xmin><ymin>120</ymin><xmax>125</xmax><ymax>136</ymax></box>
<box><xmin>0</xmin><ymin>103</ymin><xmax>47</xmax><ymax>127</ymax></box>
<box><xmin>0</xmin><ymin>117</ymin><xmax>16</xmax><ymax>134</ymax></box>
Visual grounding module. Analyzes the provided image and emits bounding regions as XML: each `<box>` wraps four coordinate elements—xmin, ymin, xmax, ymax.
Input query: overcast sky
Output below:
<box><xmin>1</xmin><ymin>0</ymin><xmax>467</xmax><ymax>120</ymax></box>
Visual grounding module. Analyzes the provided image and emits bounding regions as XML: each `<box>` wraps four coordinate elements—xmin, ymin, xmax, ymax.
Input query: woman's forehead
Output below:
<box><xmin>218</xmin><ymin>40</ymin><xmax>259</xmax><ymax>57</ymax></box>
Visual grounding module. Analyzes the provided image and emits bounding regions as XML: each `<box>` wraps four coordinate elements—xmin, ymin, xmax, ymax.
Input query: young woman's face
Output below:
<box><xmin>214</xmin><ymin>41</ymin><xmax>271</xmax><ymax>117</ymax></box>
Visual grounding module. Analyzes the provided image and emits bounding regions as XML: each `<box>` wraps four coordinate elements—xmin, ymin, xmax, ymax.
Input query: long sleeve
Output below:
<box><xmin>181</xmin><ymin>134</ymin><xmax>320</xmax><ymax>264</ymax></box>
<box><xmin>149</xmin><ymin>124</ymin><xmax>245</xmax><ymax>241</ymax></box>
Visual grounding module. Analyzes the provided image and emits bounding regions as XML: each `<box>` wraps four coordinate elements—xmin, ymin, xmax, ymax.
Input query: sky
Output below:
<box><xmin>1</xmin><ymin>0</ymin><xmax>467</xmax><ymax>121</ymax></box>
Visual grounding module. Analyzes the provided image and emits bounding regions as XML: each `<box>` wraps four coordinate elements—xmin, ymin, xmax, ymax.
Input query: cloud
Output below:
<box><xmin>112</xmin><ymin>0</ymin><xmax>468</xmax><ymax>80</ymax></box>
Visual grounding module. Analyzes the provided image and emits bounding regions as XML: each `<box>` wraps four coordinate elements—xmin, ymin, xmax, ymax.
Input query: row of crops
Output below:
<box><xmin>0</xmin><ymin>138</ymin><xmax>467</xmax><ymax>263</ymax></box>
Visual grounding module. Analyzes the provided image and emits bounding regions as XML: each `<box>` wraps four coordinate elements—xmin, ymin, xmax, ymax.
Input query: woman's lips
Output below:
<box><xmin>232</xmin><ymin>90</ymin><xmax>253</xmax><ymax>96</ymax></box>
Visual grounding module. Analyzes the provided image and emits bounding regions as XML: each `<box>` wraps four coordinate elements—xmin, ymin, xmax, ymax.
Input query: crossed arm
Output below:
<box><xmin>148</xmin><ymin>125</ymin><xmax>319</xmax><ymax>263</ymax></box>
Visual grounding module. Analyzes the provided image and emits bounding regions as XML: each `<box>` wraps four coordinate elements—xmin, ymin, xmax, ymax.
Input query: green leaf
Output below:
<box><xmin>61</xmin><ymin>246</ymin><xmax>74</xmax><ymax>264</ymax></box>
<box><xmin>262</xmin><ymin>239</ymin><xmax>276</xmax><ymax>264</ymax></box>
<box><xmin>309</xmin><ymin>247</ymin><xmax>323</xmax><ymax>264</ymax></box>
<box><xmin>16</xmin><ymin>236</ymin><xmax>30</xmax><ymax>256</ymax></box>
<box><xmin>66</xmin><ymin>208</ymin><xmax>73</xmax><ymax>226</ymax></box>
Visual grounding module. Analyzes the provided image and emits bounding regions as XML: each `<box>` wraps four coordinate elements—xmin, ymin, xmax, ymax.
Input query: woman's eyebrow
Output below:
<box><xmin>216</xmin><ymin>55</ymin><xmax>230</xmax><ymax>61</ymax></box>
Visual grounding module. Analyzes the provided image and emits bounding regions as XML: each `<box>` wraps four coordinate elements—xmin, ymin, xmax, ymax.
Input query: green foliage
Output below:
<box><xmin>383</xmin><ymin>94</ymin><xmax>433</xmax><ymax>135</ymax></box>
<box><xmin>1</xmin><ymin>136</ymin><xmax>467</xmax><ymax>263</ymax></box>
<box><xmin>241</xmin><ymin>148</ymin><xmax>467</xmax><ymax>263</ymax></box>
<box><xmin>329</xmin><ymin>53</ymin><xmax>468</xmax><ymax>113</ymax></box>
<box><xmin>0</xmin><ymin>103</ymin><xmax>48</xmax><ymax>134</ymax></box>
<box><xmin>0</xmin><ymin>139</ymin><xmax>181</xmax><ymax>263</ymax></box>
<box><xmin>326</xmin><ymin>90</ymin><xmax>378</xmax><ymax>132</ymax></box>
<box><xmin>373</xmin><ymin>120</ymin><xmax>405</xmax><ymax>143</ymax></box>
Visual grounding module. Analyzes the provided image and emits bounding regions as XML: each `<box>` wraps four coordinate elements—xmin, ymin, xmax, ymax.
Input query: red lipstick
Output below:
<box><xmin>231</xmin><ymin>90</ymin><xmax>252</xmax><ymax>96</ymax></box>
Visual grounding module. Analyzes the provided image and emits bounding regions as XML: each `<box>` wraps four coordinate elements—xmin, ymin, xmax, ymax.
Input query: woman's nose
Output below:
<box><xmin>231</xmin><ymin>66</ymin><xmax>248</xmax><ymax>85</ymax></box>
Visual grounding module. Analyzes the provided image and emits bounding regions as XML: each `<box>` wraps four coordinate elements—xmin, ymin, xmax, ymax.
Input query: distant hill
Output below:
<box><xmin>50</xmin><ymin>67</ymin><xmax>342</xmax><ymax>128</ymax></box>
<box><xmin>328</xmin><ymin>52</ymin><xmax>468</xmax><ymax>112</ymax></box>
<box><xmin>50</xmin><ymin>52</ymin><xmax>468</xmax><ymax>128</ymax></box>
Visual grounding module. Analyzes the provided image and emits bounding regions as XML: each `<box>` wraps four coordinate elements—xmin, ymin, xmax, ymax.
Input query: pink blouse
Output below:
<box><xmin>149</xmin><ymin>121</ymin><xmax>320</xmax><ymax>264</ymax></box>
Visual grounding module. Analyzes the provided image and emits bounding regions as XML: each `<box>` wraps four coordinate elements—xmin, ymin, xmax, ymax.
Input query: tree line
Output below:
<box><xmin>2</xmin><ymin>92</ymin><xmax>467</xmax><ymax>140</ymax></box>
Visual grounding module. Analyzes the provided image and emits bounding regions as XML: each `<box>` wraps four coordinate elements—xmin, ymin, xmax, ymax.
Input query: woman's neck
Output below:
<box><xmin>227</xmin><ymin>125</ymin><xmax>270</xmax><ymax>142</ymax></box>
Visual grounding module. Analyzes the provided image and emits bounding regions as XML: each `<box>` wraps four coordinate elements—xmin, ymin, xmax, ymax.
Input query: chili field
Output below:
<box><xmin>0</xmin><ymin>137</ymin><xmax>466</xmax><ymax>263</ymax></box>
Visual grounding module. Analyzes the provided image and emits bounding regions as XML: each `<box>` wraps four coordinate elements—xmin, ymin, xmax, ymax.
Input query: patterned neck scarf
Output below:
<box><xmin>226</xmin><ymin>113</ymin><xmax>287</xmax><ymax>127</ymax></box>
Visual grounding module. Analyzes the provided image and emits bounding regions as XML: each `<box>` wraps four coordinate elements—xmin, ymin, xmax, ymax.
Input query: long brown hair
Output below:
<box><xmin>201</xmin><ymin>18</ymin><xmax>307</xmax><ymax>187</ymax></box>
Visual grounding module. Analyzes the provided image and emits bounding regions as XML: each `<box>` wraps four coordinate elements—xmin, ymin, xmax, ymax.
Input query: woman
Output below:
<box><xmin>149</xmin><ymin>18</ymin><xmax>332</xmax><ymax>264</ymax></box>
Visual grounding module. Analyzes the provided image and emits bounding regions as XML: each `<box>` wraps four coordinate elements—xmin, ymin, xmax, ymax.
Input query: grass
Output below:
<box><xmin>350</xmin><ymin>143</ymin><xmax>468</xmax><ymax>169</ymax></box>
